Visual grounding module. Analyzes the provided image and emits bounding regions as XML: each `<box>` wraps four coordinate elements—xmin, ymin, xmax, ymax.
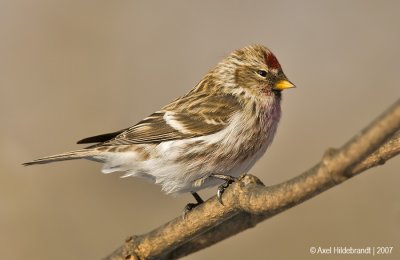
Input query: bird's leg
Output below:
<box><xmin>191</xmin><ymin>191</ymin><xmax>204</xmax><ymax>204</ymax></box>
<box><xmin>183</xmin><ymin>192</ymin><xmax>204</xmax><ymax>218</ymax></box>
<box><xmin>211</xmin><ymin>174</ymin><xmax>238</xmax><ymax>205</ymax></box>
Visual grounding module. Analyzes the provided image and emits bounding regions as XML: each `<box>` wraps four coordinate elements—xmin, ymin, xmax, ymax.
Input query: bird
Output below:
<box><xmin>23</xmin><ymin>44</ymin><xmax>295</xmax><ymax>208</ymax></box>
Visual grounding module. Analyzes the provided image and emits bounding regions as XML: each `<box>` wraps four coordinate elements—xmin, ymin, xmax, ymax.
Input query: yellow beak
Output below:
<box><xmin>274</xmin><ymin>79</ymin><xmax>296</xmax><ymax>91</ymax></box>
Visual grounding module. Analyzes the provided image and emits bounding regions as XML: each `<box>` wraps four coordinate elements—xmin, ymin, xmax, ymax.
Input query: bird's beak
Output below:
<box><xmin>274</xmin><ymin>79</ymin><xmax>296</xmax><ymax>91</ymax></box>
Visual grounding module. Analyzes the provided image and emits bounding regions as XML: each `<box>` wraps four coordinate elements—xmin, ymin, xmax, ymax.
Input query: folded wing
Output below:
<box><xmin>77</xmin><ymin>93</ymin><xmax>241</xmax><ymax>147</ymax></box>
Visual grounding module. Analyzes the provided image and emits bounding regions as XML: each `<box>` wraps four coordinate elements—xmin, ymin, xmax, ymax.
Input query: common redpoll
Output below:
<box><xmin>24</xmin><ymin>44</ymin><xmax>295</xmax><ymax>205</ymax></box>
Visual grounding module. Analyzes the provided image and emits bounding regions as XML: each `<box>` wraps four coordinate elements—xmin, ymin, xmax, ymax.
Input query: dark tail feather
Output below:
<box><xmin>23</xmin><ymin>149</ymin><xmax>98</xmax><ymax>166</ymax></box>
<box><xmin>76</xmin><ymin>129</ymin><xmax>126</xmax><ymax>144</ymax></box>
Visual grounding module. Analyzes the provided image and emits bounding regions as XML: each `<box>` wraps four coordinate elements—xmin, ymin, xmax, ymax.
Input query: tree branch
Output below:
<box><xmin>105</xmin><ymin>99</ymin><xmax>400</xmax><ymax>260</ymax></box>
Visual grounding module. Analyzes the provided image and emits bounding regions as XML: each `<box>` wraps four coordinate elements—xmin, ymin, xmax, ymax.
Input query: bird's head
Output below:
<box><xmin>213</xmin><ymin>45</ymin><xmax>295</xmax><ymax>98</ymax></box>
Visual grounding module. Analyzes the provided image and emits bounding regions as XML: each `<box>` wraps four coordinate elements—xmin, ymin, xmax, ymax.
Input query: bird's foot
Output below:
<box><xmin>211</xmin><ymin>174</ymin><xmax>238</xmax><ymax>205</ymax></box>
<box><xmin>182</xmin><ymin>192</ymin><xmax>204</xmax><ymax>219</ymax></box>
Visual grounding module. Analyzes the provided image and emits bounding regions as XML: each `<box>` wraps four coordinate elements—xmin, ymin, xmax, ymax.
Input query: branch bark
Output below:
<box><xmin>105</xmin><ymin>99</ymin><xmax>400</xmax><ymax>260</ymax></box>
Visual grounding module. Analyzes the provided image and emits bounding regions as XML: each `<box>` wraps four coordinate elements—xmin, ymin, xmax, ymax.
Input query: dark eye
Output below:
<box><xmin>257</xmin><ymin>70</ymin><xmax>267</xmax><ymax>77</ymax></box>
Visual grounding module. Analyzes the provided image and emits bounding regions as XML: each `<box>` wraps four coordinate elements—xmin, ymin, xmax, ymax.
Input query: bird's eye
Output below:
<box><xmin>257</xmin><ymin>70</ymin><xmax>267</xmax><ymax>77</ymax></box>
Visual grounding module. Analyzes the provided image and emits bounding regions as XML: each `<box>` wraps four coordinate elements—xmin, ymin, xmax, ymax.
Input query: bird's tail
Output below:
<box><xmin>23</xmin><ymin>149</ymin><xmax>100</xmax><ymax>166</ymax></box>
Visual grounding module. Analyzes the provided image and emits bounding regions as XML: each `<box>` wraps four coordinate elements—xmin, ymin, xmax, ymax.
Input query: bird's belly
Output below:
<box><xmin>114</xmin><ymin>108</ymin><xmax>280</xmax><ymax>194</ymax></box>
<box><xmin>141</xmin><ymin>125</ymin><xmax>273</xmax><ymax>194</ymax></box>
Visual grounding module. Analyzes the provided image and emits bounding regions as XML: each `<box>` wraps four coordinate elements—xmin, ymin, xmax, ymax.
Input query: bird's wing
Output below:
<box><xmin>78</xmin><ymin>93</ymin><xmax>241</xmax><ymax>146</ymax></box>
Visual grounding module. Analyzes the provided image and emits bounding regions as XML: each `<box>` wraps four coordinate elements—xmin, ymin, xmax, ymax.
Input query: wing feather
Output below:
<box><xmin>79</xmin><ymin>94</ymin><xmax>241</xmax><ymax>146</ymax></box>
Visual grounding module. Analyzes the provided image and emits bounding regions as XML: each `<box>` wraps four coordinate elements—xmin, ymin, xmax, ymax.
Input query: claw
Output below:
<box><xmin>182</xmin><ymin>203</ymin><xmax>199</xmax><ymax>219</ymax></box>
<box><xmin>217</xmin><ymin>187</ymin><xmax>223</xmax><ymax>204</ymax></box>
<box><xmin>216</xmin><ymin>178</ymin><xmax>236</xmax><ymax>205</ymax></box>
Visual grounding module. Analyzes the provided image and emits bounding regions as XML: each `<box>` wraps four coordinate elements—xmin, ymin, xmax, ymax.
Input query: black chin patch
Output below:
<box><xmin>273</xmin><ymin>89</ymin><xmax>282</xmax><ymax>98</ymax></box>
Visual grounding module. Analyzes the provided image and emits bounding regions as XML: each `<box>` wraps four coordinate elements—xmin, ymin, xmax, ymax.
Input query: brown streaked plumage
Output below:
<box><xmin>24</xmin><ymin>44</ymin><xmax>295</xmax><ymax>202</ymax></box>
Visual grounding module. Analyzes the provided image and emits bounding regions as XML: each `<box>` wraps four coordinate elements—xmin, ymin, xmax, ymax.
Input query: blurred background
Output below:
<box><xmin>1</xmin><ymin>0</ymin><xmax>399</xmax><ymax>259</ymax></box>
